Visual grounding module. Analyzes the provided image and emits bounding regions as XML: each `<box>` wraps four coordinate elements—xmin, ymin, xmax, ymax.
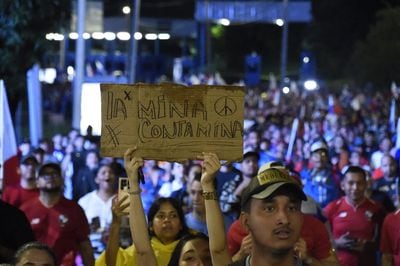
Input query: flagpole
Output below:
<box><xmin>72</xmin><ymin>0</ymin><xmax>86</xmax><ymax>130</ymax></box>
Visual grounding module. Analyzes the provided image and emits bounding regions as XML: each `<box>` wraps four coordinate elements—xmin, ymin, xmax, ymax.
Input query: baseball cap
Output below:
<box><xmin>258</xmin><ymin>161</ymin><xmax>303</xmax><ymax>186</ymax></box>
<box><xmin>241</xmin><ymin>167</ymin><xmax>306</xmax><ymax>208</ymax></box>
<box><xmin>20</xmin><ymin>154</ymin><xmax>39</xmax><ymax>165</ymax></box>
<box><xmin>38</xmin><ymin>162</ymin><xmax>61</xmax><ymax>177</ymax></box>
<box><xmin>243</xmin><ymin>147</ymin><xmax>259</xmax><ymax>160</ymax></box>
<box><xmin>257</xmin><ymin>161</ymin><xmax>286</xmax><ymax>174</ymax></box>
<box><xmin>310</xmin><ymin>138</ymin><xmax>328</xmax><ymax>153</ymax></box>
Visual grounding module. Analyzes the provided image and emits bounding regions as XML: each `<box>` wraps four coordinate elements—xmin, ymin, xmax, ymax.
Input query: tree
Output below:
<box><xmin>0</xmin><ymin>0</ymin><xmax>70</xmax><ymax>115</ymax></box>
<box><xmin>308</xmin><ymin>0</ymin><xmax>398</xmax><ymax>80</ymax></box>
<box><xmin>349</xmin><ymin>8</ymin><xmax>400</xmax><ymax>87</ymax></box>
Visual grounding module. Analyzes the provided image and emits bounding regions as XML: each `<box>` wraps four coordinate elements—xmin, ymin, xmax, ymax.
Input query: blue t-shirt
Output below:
<box><xmin>301</xmin><ymin>167</ymin><xmax>341</xmax><ymax>208</ymax></box>
<box><xmin>185</xmin><ymin>212</ymin><xmax>208</xmax><ymax>236</ymax></box>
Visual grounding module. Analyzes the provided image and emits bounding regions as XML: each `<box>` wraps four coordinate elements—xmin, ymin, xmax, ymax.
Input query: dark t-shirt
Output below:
<box><xmin>0</xmin><ymin>199</ymin><xmax>35</xmax><ymax>263</ymax></box>
<box><xmin>229</xmin><ymin>256</ymin><xmax>304</xmax><ymax>266</ymax></box>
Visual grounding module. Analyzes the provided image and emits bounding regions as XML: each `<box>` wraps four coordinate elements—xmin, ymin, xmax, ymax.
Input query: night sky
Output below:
<box><xmin>103</xmin><ymin>0</ymin><xmax>195</xmax><ymax>18</ymax></box>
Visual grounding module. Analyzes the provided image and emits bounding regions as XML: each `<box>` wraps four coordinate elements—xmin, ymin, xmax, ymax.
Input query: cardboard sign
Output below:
<box><xmin>100</xmin><ymin>83</ymin><xmax>244</xmax><ymax>161</ymax></box>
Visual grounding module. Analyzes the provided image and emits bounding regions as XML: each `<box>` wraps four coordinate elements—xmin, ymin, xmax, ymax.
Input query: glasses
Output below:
<box><xmin>312</xmin><ymin>150</ymin><xmax>327</xmax><ymax>157</ymax></box>
<box><xmin>38</xmin><ymin>172</ymin><xmax>60</xmax><ymax>179</ymax></box>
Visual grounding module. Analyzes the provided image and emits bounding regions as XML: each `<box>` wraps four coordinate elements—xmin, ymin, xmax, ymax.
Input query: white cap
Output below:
<box><xmin>310</xmin><ymin>139</ymin><xmax>328</xmax><ymax>153</ymax></box>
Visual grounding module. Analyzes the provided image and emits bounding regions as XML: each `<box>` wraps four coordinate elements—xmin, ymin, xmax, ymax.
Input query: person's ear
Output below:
<box><xmin>239</xmin><ymin>212</ymin><xmax>250</xmax><ymax>233</ymax></box>
<box><xmin>17</xmin><ymin>166</ymin><xmax>22</xmax><ymax>175</ymax></box>
<box><xmin>340</xmin><ymin>179</ymin><xmax>345</xmax><ymax>191</ymax></box>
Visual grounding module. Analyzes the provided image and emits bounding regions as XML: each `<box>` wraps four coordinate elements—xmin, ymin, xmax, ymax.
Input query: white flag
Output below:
<box><xmin>0</xmin><ymin>80</ymin><xmax>19</xmax><ymax>189</ymax></box>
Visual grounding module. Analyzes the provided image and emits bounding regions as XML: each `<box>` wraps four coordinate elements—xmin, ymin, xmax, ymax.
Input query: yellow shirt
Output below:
<box><xmin>95</xmin><ymin>237</ymin><xmax>179</xmax><ymax>266</ymax></box>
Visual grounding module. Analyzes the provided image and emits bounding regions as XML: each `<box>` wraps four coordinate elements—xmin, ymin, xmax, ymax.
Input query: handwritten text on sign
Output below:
<box><xmin>100</xmin><ymin>83</ymin><xmax>244</xmax><ymax>161</ymax></box>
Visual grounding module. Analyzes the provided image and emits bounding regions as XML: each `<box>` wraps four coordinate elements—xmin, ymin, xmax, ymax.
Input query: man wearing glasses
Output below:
<box><xmin>20</xmin><ymin>162</ymin><xmax>94</xmax><ymax>266</ymax></box>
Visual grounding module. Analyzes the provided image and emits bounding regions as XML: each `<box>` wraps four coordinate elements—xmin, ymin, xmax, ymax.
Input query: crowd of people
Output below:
<box><xmin>1</xmin><ymin>83</ymin><xmax>400</xmax><ymax>265</ymax></box>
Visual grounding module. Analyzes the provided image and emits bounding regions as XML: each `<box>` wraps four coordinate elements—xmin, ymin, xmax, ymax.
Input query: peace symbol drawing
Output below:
<box><xmin>214</xmin><ymin>96</ymin><xmax>237</xmax><ymax>116</ymax></box>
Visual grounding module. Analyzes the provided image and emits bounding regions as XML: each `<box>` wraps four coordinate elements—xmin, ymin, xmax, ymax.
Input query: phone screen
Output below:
<box><xmin>118</xmin><ymin>177</ymin><xmax>130</xmax><ymax>214</ymax></box>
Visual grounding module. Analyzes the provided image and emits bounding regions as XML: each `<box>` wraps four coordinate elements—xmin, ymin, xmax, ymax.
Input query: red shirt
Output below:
<box><xmin>324</xmin><ymin>197</ymin><xmax>385</xmax><ymax>266</ymax></box>
<box><xmin>2</xmin><ymin>185</ymin><xmax>39</xmax><ymax>208</ymax></box>
<box><xmin>227</xmin><ymin>214</ymin><xmax>331</xmax><ymax>260</ymax></box>
<box><xmin>21</xmin><ymin>197</ymin><xmax>90</xmax><ymax>266</ymax></box>
<box><xmin>380</xmin><ymin>210</ymin><xmax>400</xmax><ymax>265</ymax></box>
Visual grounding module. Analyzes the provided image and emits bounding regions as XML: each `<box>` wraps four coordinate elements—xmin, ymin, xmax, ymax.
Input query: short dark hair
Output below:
<box><xmin>167</xmin><ymin>232</ymin><xmax>209</xmax><ymax>266</ymax></box>
<box><xmin>14</xmin><ymin>242</ymin><xmax>56</xmax><ymax>265</ymax></box>
<box><xmin>341</xmin><ymin>165</ymin><xmax>366</xmax><ymax>181</ymax></box>
<box><xmin>190</xmin><ymin>172</ymin><xmax>217</xmax><ymax>189</ymax></box>
<box><xmin>147</xmin><ymin>197</ymin><xmax>189</xmax><ymax>239</ymax></box>
<box><xmin>38</xmin><ymin>163</ymin><xmax>61</xmax><ymax>177</ymax></box>
<box><xmin>94</xmin><ymin>163</ymin><xmax>114</xmax><ymax>176</ymax></box>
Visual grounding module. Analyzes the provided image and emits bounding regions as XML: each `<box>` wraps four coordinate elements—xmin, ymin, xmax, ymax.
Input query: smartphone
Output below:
<box><xmin>91</xmin><ymin>216</ymin><xmax>101</xmax><ymax>232</ymax></box>
<box><xmin>118</xmin><ymin>177</ymin><xmax>130</xmax><ymax>214</ymax></box>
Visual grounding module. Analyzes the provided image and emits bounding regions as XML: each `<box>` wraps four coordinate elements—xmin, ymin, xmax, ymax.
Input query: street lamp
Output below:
<box><xmin>128</xmin><ymin>0</ymin><xmax>141</xmax><ymax>83</ymax></box>
<box><xmin>122</xmin><ymin>6</ymin><xmax>131</xmax><ymax>14</ymax></box>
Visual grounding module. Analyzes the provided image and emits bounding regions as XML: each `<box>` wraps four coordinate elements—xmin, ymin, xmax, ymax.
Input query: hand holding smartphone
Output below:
<box><xmin>118</xmin><ymin>177</ymin><xmax>130</xmax><ymax>214</ymax></box>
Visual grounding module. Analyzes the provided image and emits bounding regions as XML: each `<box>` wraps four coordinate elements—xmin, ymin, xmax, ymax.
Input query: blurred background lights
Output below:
<box><xmin>282</xmin><ymin>86</ymin><xmax>290</xmax><ymax>94</ymax></box>
<box><xmin>304</xmin><ymin>79</ymin><xmax>318</xmax><ymax>91</ymax></box>
<box><xmin>117</xmin><ymin>32</ymin><xmax>130</xmax><ymax>40</ymax></box>
<box><xmin>158</xmin><ymin>33</ymin><xmax>170</xmax><ymax>40</ymax></box>
<box><xmin>275</xmin><ymin>19</ymin><xmax>284</xmax><ymax>27</ymax></box>
<box><xmin>218</xmin><ymin>18</ymin><xmax>230</xmax><ymax>26</ymax></box>
<box><xmin>69</xmin><ymin>32</ymin><xmax>78</xmax><ymax>39</ymax></box>
<box><xmin>145</xmin><ymin>33</ymin><xmax>157</xmax><ymax>40</ymax></box>
<box><xmin>122</xmin><ymin>6</ymin><xmax>131</xmax><ymax>14</ymax></box>
<box><xmin>91</xmin><ymin>32</ymin><xmax>104</xmax><ymax>40</ymax></box>
<box><xmin>134</xmin><ymin>32</ymin><xmax>143</xmax><ymax>40</ymax></box>
<box><xmin>104</xmin><ymin>32</ymin><xmax>116</xmax><ymax>41</ymax></box>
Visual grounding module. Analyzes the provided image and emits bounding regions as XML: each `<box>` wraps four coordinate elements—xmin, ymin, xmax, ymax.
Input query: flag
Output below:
<box><xmin>0</xmin><ymin>80</ymin><xmax>20</xmax><ymax>190</ymax></box>
<box><xmin>390</xmin><ymin>98</ymin><xmax>396</xmax><ymax>134</ymax></box>
<box><xmin>328</xmin><ymin>94</ymin><xmax>335</xmax><ymax>114</ymax></box>
<box><xmin>285</xmin><ymin>118</ymin><xmax>299</xmax><ymax>162</ymax></box>
<box><xmin>391</xmin><ymin>81</ymin><xmax>398</xmax><ymax>99</ymax></box>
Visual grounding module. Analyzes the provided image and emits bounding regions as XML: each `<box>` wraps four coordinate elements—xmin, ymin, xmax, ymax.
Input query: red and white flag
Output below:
<box><xmin>0</xmin><ymin>80</ymin><xmax>19</xmax><ymax>190</ymax></box>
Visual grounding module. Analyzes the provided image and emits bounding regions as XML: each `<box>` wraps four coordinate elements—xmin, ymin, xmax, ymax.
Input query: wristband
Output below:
<box><xmin>128</xmin><ymin>188</ymin><xmax>142</xmax><ymax>195</ymax></box>
<box><xmin>202</xmin><ymin>191</ymin><xmax>218</xmax><ymax>200</ymax></box>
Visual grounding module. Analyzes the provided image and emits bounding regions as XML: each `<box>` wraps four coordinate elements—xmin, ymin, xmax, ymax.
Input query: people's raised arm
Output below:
<box><xmin>105</xmin><ymin>196</ymin><xmax>129</xmax><ymax>266</ymax></box>
<box><xmin>124</xmin><ymin>148</ymin><xmax>157</xmax><ymax>266</ymax></box>
<box><xmin>200</xmin><ymin>152</ymin><xmax>232</xmax><ymax>265</ymax></box>
<box><xmin>78</xmin><ymin>239</ymin><xmax>95</xmax><ymax>266</ymax></box>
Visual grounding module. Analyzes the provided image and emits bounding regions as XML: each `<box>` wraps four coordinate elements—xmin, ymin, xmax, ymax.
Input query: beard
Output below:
<box><xmin>25</xmin><ymin>176</ymin><xmax>36</xmax><ymax>182</ymax></box>
<box><xmin>270</xmin><ymin>246</ymin><xmax>292</xmax><ymax>257</ymax></box>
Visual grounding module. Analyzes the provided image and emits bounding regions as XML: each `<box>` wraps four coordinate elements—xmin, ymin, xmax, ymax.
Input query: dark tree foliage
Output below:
<box><xmin>308</xmin><ymin>0</ymin><xmax>398</xmax><ymax>80</ymax></box>
<box><xmin>212</xmin><ymin>23</ymin><xmax>307</xmax><ymax>81</ymax></box>
<box><xmin>0</xmin><ymin>0</ymin><xmax>70</xmax><ymax>114</ymax></box>
<box><xmin>349</xmin><ymin>8</ymin><xmax>400</xmax><ymax>87</ymax></box>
